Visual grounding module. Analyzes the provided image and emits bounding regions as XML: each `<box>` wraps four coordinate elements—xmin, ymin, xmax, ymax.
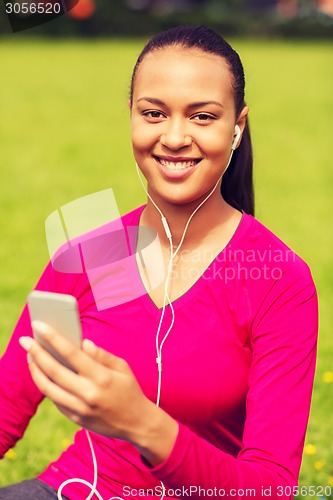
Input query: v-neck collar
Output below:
<box><xmin>128</xmin><ymin>205</ymin><xmax>249</xmax><ymax>317</ymax></box>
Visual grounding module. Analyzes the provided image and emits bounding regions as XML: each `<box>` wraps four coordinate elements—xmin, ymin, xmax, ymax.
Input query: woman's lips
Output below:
<box><xmin>153</xmin><ymin>155</ymin><xmax>202</xmax><ymax>180</ymax></box>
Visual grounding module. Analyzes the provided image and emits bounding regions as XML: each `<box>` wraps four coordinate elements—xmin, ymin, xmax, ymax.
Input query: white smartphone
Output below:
<box><xmin>27</xmin><ymin>291</ymin><xmax>82</xmax><ymax>371</ymax></box>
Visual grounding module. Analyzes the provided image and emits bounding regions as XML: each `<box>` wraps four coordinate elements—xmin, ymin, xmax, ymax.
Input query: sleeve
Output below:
<box><xmin>0</xmin><ymin>262</ymin><xmax>62</xmax><ymax>458</ymax></box>
<box><xmin>145</xmin><ymin>260</ymin><xmax>318</xmax><ymax>500</ymax></box>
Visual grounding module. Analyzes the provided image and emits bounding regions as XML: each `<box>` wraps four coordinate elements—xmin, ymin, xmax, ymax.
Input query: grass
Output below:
<box><xmin>0</xmin><ymin>38</ymin><xmax>332</xmax><ymax>497</ymax></box>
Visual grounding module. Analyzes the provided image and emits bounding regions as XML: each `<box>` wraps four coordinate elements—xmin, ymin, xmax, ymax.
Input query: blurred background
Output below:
<box><xmin>1</xmin><ymin>0</ymin><xmax>333</xmax><ymax>36</ymax></box>
<box><xmin>0</xmin><ymin>0</ymin><xmax>332</xmax><ymax>497</ymax></box>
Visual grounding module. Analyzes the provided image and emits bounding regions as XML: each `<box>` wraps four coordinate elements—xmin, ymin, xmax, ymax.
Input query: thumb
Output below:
<box><xmin>82</xmin><ymin>339</ymin><xmax>129</xmax><ymax>372</ymax></box>
<box><xmin>82</xmin><ymin>338</ymin><xmax>99</xmax><ymax>357</ymax></box>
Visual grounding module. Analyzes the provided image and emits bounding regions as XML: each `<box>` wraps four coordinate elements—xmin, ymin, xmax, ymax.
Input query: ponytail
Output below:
<box><xmin>222</xmin><ymin>120</ymin><xmax>254</xmax><ymax>216</ymax></box>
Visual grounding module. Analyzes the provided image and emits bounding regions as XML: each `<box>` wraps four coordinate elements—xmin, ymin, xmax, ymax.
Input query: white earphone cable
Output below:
<box><xmin>57</xmin><ymin>150</ymin><xmax>234</xmax><ymax>500</ymax></box>
<box><xmin>57</xmin><ymin>430</ymin><xmax>104</xmax><ymax>500</ymax></box>
<box><xmin>136</xmin><ymin>149</ymin><xmax>234</xmax><ymax>406</ymax></box>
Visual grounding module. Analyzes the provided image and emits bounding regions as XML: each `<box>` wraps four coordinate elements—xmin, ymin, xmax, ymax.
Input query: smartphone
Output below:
<box><xmin>27</xmin><ymin>291</ymin><xmax>82</xmax><ymax>371</ymax></box>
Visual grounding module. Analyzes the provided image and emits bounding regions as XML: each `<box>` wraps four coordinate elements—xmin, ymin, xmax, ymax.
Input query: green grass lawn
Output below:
<box><xmin>0</xmin><ymin>38</ymin><xmax>332</xmax><ymax>497</ymax></box>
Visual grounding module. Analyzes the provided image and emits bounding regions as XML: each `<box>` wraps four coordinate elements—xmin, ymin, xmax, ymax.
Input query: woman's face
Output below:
<box><xmin>130</xmin><ymin>46</ymin><xmax>248</xmax><ymax>206</ymax></box>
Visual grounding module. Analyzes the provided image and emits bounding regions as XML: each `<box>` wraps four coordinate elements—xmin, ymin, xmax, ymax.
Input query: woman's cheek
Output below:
<box><xmin>131</xmin><ymin>126</ymin><xmax>156</xmax><ymax>153</ymax></box>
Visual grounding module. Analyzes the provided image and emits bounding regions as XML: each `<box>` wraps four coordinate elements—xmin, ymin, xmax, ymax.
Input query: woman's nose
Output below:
<box><xmin>160</xmin><ymin>120</ymin><xmax>192</xmax><ymax>150</ymax></box>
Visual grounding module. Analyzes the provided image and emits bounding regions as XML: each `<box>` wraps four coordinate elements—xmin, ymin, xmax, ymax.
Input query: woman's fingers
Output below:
<box><xmin>19</xmin><ymin>328</ymin><xmax>151</xmax><ymax>441</ymax></box>
<box><xmin>31</xmin><ymin>321</ymin><xmax>129</xmax><ymax>377</ymax></box>
<box><xmin>19</xmin><ymin>337</ymin><xmax>90</xmax><ymax>415</ymax></box>
<box><xmin>19</xmin><ymin>334</ymin><xmax>85</xmax><ymax>391</ymax></box>
<box><xmin>18</xmin><ymin>323</ymin><xmax>142</xmax><ymax>438</ymax></box>
<box><xmin>82</xmin><ymin>338</ymin><xmax>130</xmax><ymax>373</ymax></box>
<box><xmin>19</xmin><ymin>335</ymin><xmax>117</xmax><ymax>420</ymax></box>
<box><xmin>19</xmin><ymin>326</ymin><xmax>131</xmax><ymax>408</ymax></box>
<box><xmin>31</xmin><ymin>320</ymin><xmax>90</xmax><ymax>374</ymax></box>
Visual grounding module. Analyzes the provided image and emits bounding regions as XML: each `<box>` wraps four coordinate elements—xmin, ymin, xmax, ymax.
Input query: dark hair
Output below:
<box><xmin>130</xmin><ymin>25</ymin><xmax>254</xmax><ymax>216</ymax></box>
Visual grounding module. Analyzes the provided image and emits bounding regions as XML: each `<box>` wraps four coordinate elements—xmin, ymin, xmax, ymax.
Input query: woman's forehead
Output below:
<box><xmin>139</xmin><ymin>45</ymin><xmax>230</xmax><ymax>73</ymax></box>
<box><xmin>133</xmin><ymin>46</ymin><xmax>234</xmax><ymax>103</ymax></box>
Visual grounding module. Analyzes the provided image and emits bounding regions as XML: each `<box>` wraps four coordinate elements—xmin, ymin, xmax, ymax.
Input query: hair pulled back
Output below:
<box><xmin>130</xmin><ymin>25</ymin><xmax>254</xmax><ymax>216</ymax></box>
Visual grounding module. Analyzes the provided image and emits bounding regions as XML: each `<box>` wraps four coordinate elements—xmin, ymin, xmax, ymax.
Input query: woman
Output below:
<box><xmin>0</xmin><ymin>26</ymin><xmax>317</xmax><ymax>499</ymax></box>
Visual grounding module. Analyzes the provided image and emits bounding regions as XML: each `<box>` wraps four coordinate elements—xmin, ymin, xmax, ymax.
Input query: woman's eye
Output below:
<box><xmin>143</xmin><ymin>111</ymin><xmax>164</xmax><ymax>119</ymax></box>
<box><xmin>193</xmin><ymin>113</ymin><xmax>215</xmax><ymax>122</ymax></box>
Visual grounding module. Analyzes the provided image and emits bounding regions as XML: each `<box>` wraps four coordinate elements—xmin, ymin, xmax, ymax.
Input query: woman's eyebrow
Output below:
<box><xmin>136</xmin><ymin>97</ymin><xmax>224</xmax><ymax>109</ymax></box>
<box><xmin>137</xmin><ymin>97</ymin><xmax>165</xmax><ymax>106</ymax></box>
<box><xmin>187</xmin><ymin>101</ymin><xmax>224</xmax><ymax>109</ymax></box>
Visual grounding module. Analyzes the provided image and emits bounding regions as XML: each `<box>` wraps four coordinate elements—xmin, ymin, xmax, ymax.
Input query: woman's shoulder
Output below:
<box><xmin>240</xmin><ymin>212</ymin><xmax>308</xmax><ymax>261</ymax></box>
<box><xmin>37</xmin><ymin>205</ymin><xmax>146</xmax><ymax>294</ymax></box>
<box><xmin>236</xmin><ymin>212</ymin><xmax>314</xmax><ymax>285</ymax></box>
<box><xmin>232</xmin><ymin>214</ymin><xmax>318</xmax><ymax>339</ymax></box>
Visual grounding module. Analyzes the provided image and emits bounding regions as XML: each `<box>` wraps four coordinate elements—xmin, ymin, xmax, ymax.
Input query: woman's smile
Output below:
<box><xmin>130</xmin><ymin>45</ymin><xmax>247</xmax><ymax>205</ymax></box>
<box><xmin>153</xmin><ymin>155</ymin><xmax>203</xmax><ymax>180</ymax></box>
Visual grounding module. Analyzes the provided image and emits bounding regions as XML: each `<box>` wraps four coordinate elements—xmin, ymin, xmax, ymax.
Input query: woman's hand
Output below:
<box><xmin>19</xmin><ymin>322</ymin><xmax>178</xmax><ymax>465</ymax></box>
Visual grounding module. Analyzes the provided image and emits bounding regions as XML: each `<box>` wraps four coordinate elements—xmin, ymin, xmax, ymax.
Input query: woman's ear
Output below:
<box><xmin>233</xmin><ymin>106</ymin><xmax>249</xmax><ymax>149</ymax></box>
<box><xmin>237</xmin><ymin>105</ymin><xmax>249</xmax><ymax>135</ymax></box>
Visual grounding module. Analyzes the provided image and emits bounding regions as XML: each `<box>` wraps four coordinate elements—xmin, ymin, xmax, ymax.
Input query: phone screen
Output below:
<box><xmin>27</xmin><ymin>291</ymin><xmax>82</xmax><ymax>371</ymax></box>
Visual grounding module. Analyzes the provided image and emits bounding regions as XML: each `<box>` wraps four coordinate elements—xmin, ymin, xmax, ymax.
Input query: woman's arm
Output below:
<box><xmin>0</xmin><ymin>305</ymin><xmax>44</xmax><ymax>458</ymax></box>
<box><xmin>146</xmin><ymin>265</ymin><xmax>318</xmax><ymax>499</ymax></box>
<box><xmin>19</xmin><ymin>324</ymin><xmax>179</xmax><ymax>463</ymax></box>
<box><xmin>20</xmin><ymin>257</ymin><xmax>318</xmax><ymax>499</ymax></box>
<box><xmin>0</xmin><ymin>260</ymin><xmax>81</xmax><ymax>458</ymax></box>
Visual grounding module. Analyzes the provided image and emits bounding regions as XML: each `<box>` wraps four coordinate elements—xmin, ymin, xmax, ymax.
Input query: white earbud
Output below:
<box><xmin>231</xmin><ymin>124</ymin><xmax>241</xmax><ymax>150</ymax></box>
<box><xmin>135</xmin><ymin>161</ymin><xmax>222</xmax><ymax>407</ymax></box>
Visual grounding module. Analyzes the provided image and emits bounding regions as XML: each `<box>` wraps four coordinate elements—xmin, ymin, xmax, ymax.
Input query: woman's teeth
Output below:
<box><xmin>158</xmin><ymin>158</ymin><xmax>199</xmax><ymax>170</ymax></box>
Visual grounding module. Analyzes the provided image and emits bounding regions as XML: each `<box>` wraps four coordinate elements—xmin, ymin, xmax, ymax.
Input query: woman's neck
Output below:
<box><xmin>140</xmin><ymin>190</ymin><xmax>236</xmax><ymax>249</ymax></box>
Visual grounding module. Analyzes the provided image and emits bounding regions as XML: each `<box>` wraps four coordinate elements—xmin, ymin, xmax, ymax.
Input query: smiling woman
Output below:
<box><xmin>131</xmin><ymin>48</ymin><xmax>247</xmax><ymax>194</ymax></box>
<box><xmin>0</xmin><ymin>26</ymin><xmax>318</xmax><ymax>500</ymax></box>
<box><xmin>130</xmin><ymin>28</ymin><xmax>253</xmax><ymax>215</ymax></box>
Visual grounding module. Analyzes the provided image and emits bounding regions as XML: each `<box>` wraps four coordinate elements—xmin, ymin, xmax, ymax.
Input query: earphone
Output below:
<box><xmin>135</xmin><ymin>131</ymin><xmax>238</xmax><ymax>404</ymax></box>
<box><xmin>231</xmin><ymin>124</ymin><xmax>241</xmax><ymax>151</ymax></box>
<box><xmin>57</xmin><ymin>134</ymin><xmax>238</xmax><ymax>500</ymax></box>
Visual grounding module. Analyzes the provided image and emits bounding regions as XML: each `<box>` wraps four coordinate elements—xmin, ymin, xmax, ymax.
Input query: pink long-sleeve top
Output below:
<box><xmin>0</xmin><ymin>206</ymin><xmax>318</xmax><ymax>499</ymax></box>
